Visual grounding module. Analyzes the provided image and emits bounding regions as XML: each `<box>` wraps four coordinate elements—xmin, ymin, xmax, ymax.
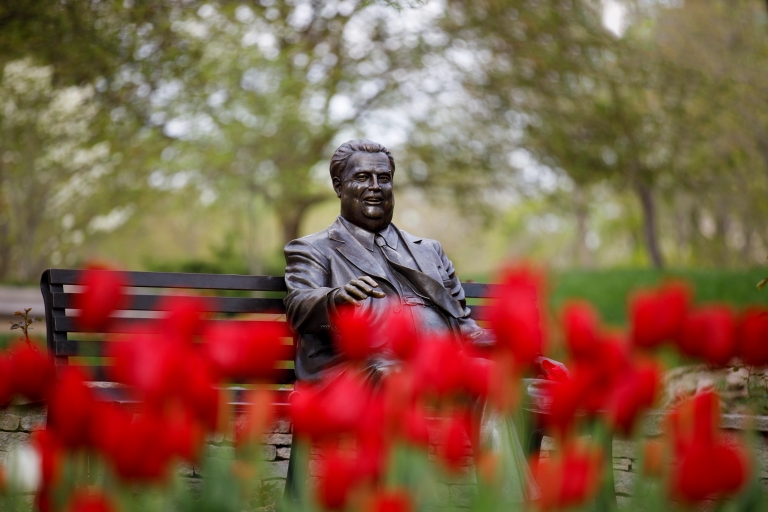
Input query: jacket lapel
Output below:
<box><xmin>396</xmin><ymin>227</ymin><xmax>465</xmax><ymax>318</ymax></box>
<box><xmin>328</xmin><ymin>219</ymin><xmax>388</xmax><ymax>281</ymax></box>
<box><xmin>398</xmin><ymin>228</ymin><xmax>443</xmax><ymax>283</ymax></box>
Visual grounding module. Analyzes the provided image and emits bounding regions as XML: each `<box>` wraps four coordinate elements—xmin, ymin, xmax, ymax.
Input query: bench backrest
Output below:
<box><xmin>40</xmin><ymin>269</ymin><xmax>491</xmax><ymax>390</ymax></box>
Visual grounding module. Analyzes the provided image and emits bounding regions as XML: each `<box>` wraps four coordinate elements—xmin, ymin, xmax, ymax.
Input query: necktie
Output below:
<box><xmin>374</xmin><ymin>234</ymin><xmax>412</xmax><ymax>269</ymax></box>
<box><xmin>374</xmin><ymin>233</ymin><xmax>465</xmax><ymax>318</ymax></box>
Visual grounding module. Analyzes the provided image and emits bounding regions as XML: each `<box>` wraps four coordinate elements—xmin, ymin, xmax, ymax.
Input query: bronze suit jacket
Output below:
<box><xmin>283</xmin><ymin>217</ymin><xmax>484</xmax><ymax>381</ymax></box>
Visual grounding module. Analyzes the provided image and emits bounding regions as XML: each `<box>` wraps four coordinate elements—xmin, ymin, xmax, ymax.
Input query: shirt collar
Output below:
<box><xmin>338</xmin><ymin>216</ymin><xmax>399</xmax><ymax>252</ymax></box>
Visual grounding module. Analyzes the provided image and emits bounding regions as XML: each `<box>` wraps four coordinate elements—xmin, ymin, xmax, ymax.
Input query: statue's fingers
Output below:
<box><xmin>359</xmin><ymin>276</ymin><xmax>379</xmax><ymax>288</ymax></box>
<box><xmin>337</xmin><ymin>291</ymin><xmax>361</xmax><ymax>307</ymax></box>
<box><xmin>350</xmin><ymin>279</ymin><xmax>376</xmax><ymax>295</ymax></box>
<box><xmin>344</xmin><ymin>283</ymin><xmax>369</xmax><ymax>300</ymax></box>
<box><xmin>371</xmin><ymin>290</ymin><xmax>386</xmax><ymax>298</ymax></box>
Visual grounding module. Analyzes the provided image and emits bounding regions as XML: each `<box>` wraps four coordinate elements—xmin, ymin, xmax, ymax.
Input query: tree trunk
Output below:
<box><xmin>573</xmin><ymin>186</ymin><xmax>593</xmax><ymax>267</ymax></box>
<box><xmin>635</xmin><ymin>181</ymin><xmax>665</xmax><ymax>269</ymax></box>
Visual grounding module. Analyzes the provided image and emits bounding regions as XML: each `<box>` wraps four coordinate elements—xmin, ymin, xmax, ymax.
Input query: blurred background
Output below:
<box><xmin>1</xmin><ymin>0</ymin><xmax>767</xmax><ymax>329</ymax></box>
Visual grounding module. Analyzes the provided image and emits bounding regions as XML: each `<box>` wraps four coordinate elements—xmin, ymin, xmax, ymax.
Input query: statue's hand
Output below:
<box><xmin>533</xmin><ymin>355</ymin><xmax>569</xmax><ymax>382</ymax></box>
<box><xmin>334</xmin><ymin>276</ymin><xmax>386</xmax><ymax>307</ymax></box>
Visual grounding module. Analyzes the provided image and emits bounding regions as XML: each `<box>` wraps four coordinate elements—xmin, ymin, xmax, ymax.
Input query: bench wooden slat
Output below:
<box><xmin>52</xmin><ymin>293</ymin><xmax>286</xmax><ymax>314</ymax></box>
<box><xmin>47</xmin><ymin>269</ymin><xmax>288</xmax><ymax>292</ymax></box>
<box><xmin>55</xmin><ymin>338</ymin><xmax>296</xmax><ymax>360</ymax></box>
<box><xmin>69</xmin><ymin>366</ymin><xmax>296</xmax><ymax>385</ymax></box>
<box><xmin>54</xmin><ymin>317</ymin><xmax>290</xmax><ymax>334</ymax></box>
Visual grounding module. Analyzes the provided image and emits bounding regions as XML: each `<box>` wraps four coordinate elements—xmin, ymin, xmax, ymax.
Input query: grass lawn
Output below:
<box><xmin>549</xmin><ymin>268</ymin><xmax>768</xmax><ymax>328</ymax></box>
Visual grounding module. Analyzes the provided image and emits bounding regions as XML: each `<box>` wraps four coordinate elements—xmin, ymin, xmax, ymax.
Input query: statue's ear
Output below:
<box><xmin>332</xmin><ymin>176</ymin><xmax>342</xmax><ymax>198</ymax></box>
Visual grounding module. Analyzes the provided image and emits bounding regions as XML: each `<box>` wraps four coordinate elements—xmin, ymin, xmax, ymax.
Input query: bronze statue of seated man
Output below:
<box><xmin>283</xmin><ymin>139</ymin><xmax>565</xmax><ymax>502</ymax></box>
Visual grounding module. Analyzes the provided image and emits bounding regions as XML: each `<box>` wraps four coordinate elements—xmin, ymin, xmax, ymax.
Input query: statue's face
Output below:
<box><xmin>334</xmin><ymin>151</ymin><xmax>394</xmax><ymax>232</ymax></box>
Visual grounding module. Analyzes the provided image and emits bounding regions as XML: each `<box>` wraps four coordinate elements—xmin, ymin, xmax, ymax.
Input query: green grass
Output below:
<box><xmin>549</xmin><ymin>268</ymin><xmax>768</xmax><ymax>327</ymax></box>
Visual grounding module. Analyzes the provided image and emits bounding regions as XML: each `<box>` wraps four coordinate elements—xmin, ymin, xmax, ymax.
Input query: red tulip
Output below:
<box><xmin>89</xmin><ymin>401</ymin><xmax>131</xmax><ymax>457</ymax></box>
<box><xmin>607</xmin><ymin>361</ymin><xmax>660</xmax><ymax>436</ymax></box>
<box><xmin>165</xmin><ymin>406</ymin><xmax>204</xmax><ymax>463</ymax></box>
<box><xmin>47</xmin><ymin>367</ymin><xmax>96</xmax><ymax>449</ymax></box>
<box><xmin>8</xmin><ymin>341</ymin><xmax>55</xmax><ymax>402</ymax></box>
<box><xmin>332</xmin><ymin>306</ymin><xmax>375</xmax><ymax>362</ymax></box>
<box><xmin>463</xmin><ymin>356</ymin><xmax>494</xmax><ymax>398</ymax></box>
<box><xmin>386</xmin><ymin>306</ymin><xmax>420</xmax><ymax>361</ymax></box>
<box><xmin>204</xmin><ymin>321</ymin><xmax>290</xmax><ymax>382</ymax></box>
<box><xmin>546</xmin><ymin>372</ymin><xmax>591</xmax><ymax>438</ymax></box>
<box><xmin>401</xmin><ymin>404</ymin><xmax>431</xmax><ymax>447</ymax></box>
<box><xmin>369</xmin><ymin>490</ymin><xmax>412</xmax><ymax>512</ymax></box>
<box><xmin>669</xmin><ymin>391</ymin><xmax>750</xmax><ymax>502</ymax></box>
<box><xmin>412</xmin><ymin>336</ymin><xmax>467</xmax><ymax>397</ymax></box>
<box><xmin>0</xmin><ymin>353</ymin><xmax>12</xmax><ymax>407</ymax></box>
<box><xmin>107</xmin><ymin>333</ymin><xmax>178</xmax><ymax>409</ymax></box>
<box><xmin>65</xmin><ymin>489</ymin><xmax>116</xmax><ymax>512</ymax></box>
<box><xmin>110</xmin><ymin>409</ymin><xmax>172</xmax><ymax>482</ymax></box>
<box><xmin>562</xmin><ymin>301</ymin><xmax>601</xmax><ymax>361</ymax></box>
<box><xmin>630</xmin><ymin>282</ymin><xmax>690</xmax><ymax>349</ymax></box>
<box><xmin>541</xmin><ymin>358</ymin><xmax>568</xmax><ymax>383</ymax></box>
<box><xmin>538</xmin><ymin>442</ymin><xmax>603</xmax><ymax>511</ymax></box>
<box><xmin>158</xmin><ymin>295</ymin><xmax>211</xmax><ymax>346</ymax></box>
<box><xmin>487</xmin><ymin>265</ymin><xmax>547</xmax><ymax>367</ymax></box>
<box><xmin>579</xmin><ymin>336</ymin><xmax>630</xmax><ymax>414</ymax></box>
<box><xmin>32</xmin><ymin>429</ymin><xmax>63</xmax><ymax>488</ymax></box>
<box><xmin>74</xmin><ymin>267</ymin><xmax>128</xmax><ymax>332</ymax></box>
<box><xmin>178</xmin><ymin>351</ymin><xmax>222</xmax><ymax>432</ymax></box>
<box><xmin>738</xmin><ymin>308</ymin><xmax>768</xmax><ymax>367</ymax></box>
<box><xmin>438</xmin><ymin>413</ymin><xmax>472</xmax><ymax>472</ymax></box>
<box><xmin>680</xmin><ymin>306</ymin><xmax>737</xmax><ymax>366</ymax></box>
<box><xmin>316</xmin><ymin>447</ymin><xmax>360</xmax><ymax>510</ymax></box>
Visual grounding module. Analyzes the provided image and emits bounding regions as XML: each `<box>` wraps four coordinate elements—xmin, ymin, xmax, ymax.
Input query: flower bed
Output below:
<box><xmin>1</xmin><ymin>266</ymin><xmax>767</xmax><ymax>512</ymax></box>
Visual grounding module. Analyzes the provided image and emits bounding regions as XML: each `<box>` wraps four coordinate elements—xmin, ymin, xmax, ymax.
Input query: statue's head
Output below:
<box><xmin>330</xmin><ymin>139</ymin><xmax>395</xmax><ymax>233</ymax></box>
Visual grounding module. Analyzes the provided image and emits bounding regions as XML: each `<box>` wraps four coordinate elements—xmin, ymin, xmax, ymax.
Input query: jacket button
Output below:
<box><xmin>393</xmin><ymin>307</ymin><xmax>401</xmax><ymax>313</ymax></box>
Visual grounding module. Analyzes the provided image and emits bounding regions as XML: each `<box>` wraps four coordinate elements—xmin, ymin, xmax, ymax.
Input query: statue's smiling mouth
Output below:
<box><xmin>363</xmin><ymin>197</ymin><xmax>383</xmax><ymax>205</ymax></box>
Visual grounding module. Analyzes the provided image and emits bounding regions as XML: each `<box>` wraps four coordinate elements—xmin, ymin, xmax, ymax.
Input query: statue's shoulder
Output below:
<box><xmin>284</xmin><ymin>219</ymin><xmax>341</xmax><ymax>251</ymax></box>
<box><xmin>397</xmin><ymin>227</ymin><xmax>443</xmax><ymax>252</ymax></box>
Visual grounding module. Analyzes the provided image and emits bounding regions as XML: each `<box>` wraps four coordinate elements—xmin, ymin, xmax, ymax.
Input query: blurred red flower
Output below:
<box><xmin>630</xmin><ymin>282</ymin><xmax>690</xmax><ymax>349</ymax></box>
<box><xmin>0</xmin><ymin>352</ymin><xmax>12</xmax><ymax>407</ymax></box>
<box><xmin>158</xmin><ymin>295</ymin><xmax>211</xmax><ymax>346</ymax></box>
<box><xmin>411</xmin><ymin>336</ymin><xmax>467</xmax><ymax>398</ymax></box>
<box><xmin>369</xmin><ymin>490</ymin><xmax>412</xmax><ymax>512</ymax></box>
<box><xmin>669</xmin><ymin>391</ymin><xmax>749</xmax><ymax>502</ymax></box>
<box><xmin>386</xmin><ymin>306</ymin><xmax>420</xmax><ymax>361</ymax></box>
<box><xmin>165</xmin><ymin>406</ymin><xmax>204</xmax><ymax>463</ymax></box>
<box><xmin>438</xmin><ymin>412</ymin><xmax>472</xmax><ymax>472</ymax></box>
<box><xmin>65</xmin><ymin>489</ymin><xmax>116</xmax><ymax>512</ymax></box>
<box><xmin>107</xmin><ymin>333</ymin><xmax>179</xmax><ymax>410</ymax></box>
<box><xmin>109</xmin><ymin>409</ymin><xmax>172</xmax><ymax>482</ymax></box>
<box><xmin>74</xmin><ymin>267</ymin><xmax>128</xmax><ymax>332</ymax></box>
<box><xmin>538</xmin><ymin>442</ymin><xmax>603</xmax><ymax>511</ymax></box>
<box><xmin>32</xmin><ymin>429</ymin><xmax>63</xmax><ymax>488</ymax></box>
<box><xmin>400</xmin><ymin>404</ymin><xmax>431</xmax><ymax>447</ymax></box>
<box><xmin>177</xmin><ymin>350</ymin><xmax>222</xmax><ymax>432</ymax></box>
<box><xmin>204</xmin><ymin>321</ymin><xmax>290</xmax><ymax>382</ymax></box>
<box><xmin>332</xmin><ymin>306</ymin><xmax>375</xmax><ymax>362</ymax></box>
<box><xmin>8</xmin><ymin>341</ymin><xmax>55</xmax><ymax>402</ymax></box>
<box><xmin>607</xmin><ymin>361</ymin><xmax>660</xmax><ymax>436</ymax></box>
<box><xmin>47</xmin><ymin>367</ymin><xmax>96</xmax><ymax>449</ymax></box>
<box><xmin>680</xmin><ymin>306</ymin><xmax>737</xmax><ymax>366</ymax></box>
<box><xmin>316</xmin><ymin>447</ymin><xmax>360</xmax><ymax>510</ymax></box>
<box><xmin>487</xmin><ymin>265</ymin><xmax>547</xmax><ymax>368</ymax></box>
<box><xmin>738</xmin><ymin>308</ymin><xmax>768</xmax><ymax>367</ymax></box>
<box><xmin>562</xmin><ymin>301</ymin><xmax>601</xmax><ymax>362</ymax></box>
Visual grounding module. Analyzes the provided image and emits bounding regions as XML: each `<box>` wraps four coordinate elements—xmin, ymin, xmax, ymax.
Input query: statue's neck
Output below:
<box><xmin>340</xmin><ymin>214</ymin><xmax>390</xmax><ymax>234</ymax></box>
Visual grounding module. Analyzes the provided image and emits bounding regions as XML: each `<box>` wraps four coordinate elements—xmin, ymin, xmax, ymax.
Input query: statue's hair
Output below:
<box><xmin>329</xmin><ymin>139</ymin><xmax>395</xmax><ymax>180</ymax></box>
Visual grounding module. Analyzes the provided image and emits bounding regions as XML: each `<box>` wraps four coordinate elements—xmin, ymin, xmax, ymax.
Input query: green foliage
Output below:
<box><xmin>550</xmin><ymin>268</ymin><xmax>768</xmax><ymax>327</ymax></box>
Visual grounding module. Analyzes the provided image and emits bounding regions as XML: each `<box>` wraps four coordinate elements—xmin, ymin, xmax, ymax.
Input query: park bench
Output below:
<box><xmin>39</xmin><ymin>268</ymin><xmax>614</xmax><ymax>505</ymax></box>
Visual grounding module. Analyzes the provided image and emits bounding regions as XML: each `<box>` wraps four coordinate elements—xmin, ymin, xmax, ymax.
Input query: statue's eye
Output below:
<box><xmin>379</xmin><ymin>174</ymin><xmax>391</xmax><ymax>183</ymax></box>
<box><xmin>355</xmin><ymin>174</ymin><xmax>368</xmax><ymax>181</ymax></box>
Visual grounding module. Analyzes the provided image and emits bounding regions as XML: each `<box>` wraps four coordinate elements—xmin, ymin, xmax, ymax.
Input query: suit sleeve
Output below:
<box><xmin>283</xmin><ymin>239</ymin><xmax>338</xmax><ymax>334</ymax></box>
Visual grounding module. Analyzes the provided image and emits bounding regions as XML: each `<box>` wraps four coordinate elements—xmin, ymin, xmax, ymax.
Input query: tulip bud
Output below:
<box><xmin>74</xmin><ymin>267</ymin><xmax>128</xmax><ymax>332</ymax></box>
